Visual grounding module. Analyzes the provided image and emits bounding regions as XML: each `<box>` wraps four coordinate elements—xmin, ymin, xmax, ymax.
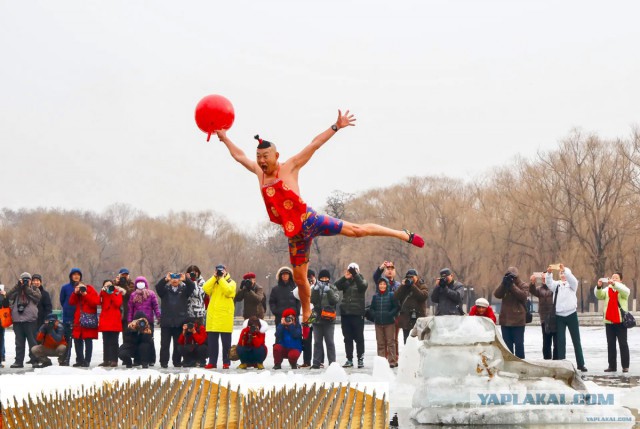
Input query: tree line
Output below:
<box><xmin>1</xmin><ymin>128</ymin><xmax>639</xmax><ymax>311</ymax></box>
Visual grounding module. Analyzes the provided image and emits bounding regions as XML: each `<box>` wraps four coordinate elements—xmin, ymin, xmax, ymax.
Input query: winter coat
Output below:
<box><xmin>274</xmin><ymin>322</ymin><xmax>303</xmax><ymax>351</ymax></box>
<box><xmin>120</xmin><ymin>321</ymin><xmax>155</xmax><ymax>363</ymax></box>
<box><xmin>269</xmin><ymin>268</ymin><xmax>300</xmax><ymax>318</ymax></box>
<box><xmin>128</xmin><ymin>277</ymin><xmax>161</xmax><ymax>324</ymax></box>
<box><xmin>178</xmin><ymin>324</ymin><xmax>207</xmax><ymax>346</ymax></box>
<box><xmin>235</xmin><ymin>283</ymin><xmax>266</xmax><ymax>319</ymax></box>
<box><xmin>69</xmin><ymin>285</ymin><xmax>100</xmax><ymax>339</ymax></box>
<box><xmin>529</xmin><ymin>282</ymin><xmax>555</xmax><ymax>321</ymax></box>
<box><xmin>238</xmin><ymin>326</ymin><xmax>266</xmax><ymax>349</ymax></box>
<box><xmin>544</xmin><ymin>267</ymin><xmax>578</xmax><ymax>317</ymax></box>
<box><xmin>494</xmin><ymin>268</ymin><xmax>529</xmax><ymax>326</ymax></box>
<box><xmin>335</xmin><ymin>273</ymin><xmax>368</xmax><ymax>316</ymax></box>
<box><xmin>594</xmin><ymin>281</ymin><xmax>630</xmax><ymax>324</ymax></box>
<box><xmin>468</xmin><ymin>305</ymin><xmax>497</xmax><ymax>323</ymax></box>
<box><xmin>36</xmin><ymin>322</ymin><xmax>67</xmax><ymax>348</ymax></box>
<box><xmin>113</xmin><ymin>278</ymin><xmax>135</xmax><ymax>322</ymax></box>
<box><xmin>370</xmin><ymin>287</ymin><xmax>399</xmax><ymax>326</ymax></box>
<box><xmin>310</xmin><ymin>281</ymin><xmax>340</xmax><ymax>325</ymax></box>
<box><xmin>98</xmin><ymin>288</ymin><xmax>124</xmax><ymax>332</ymax></box>
<box><xmin>187</xmin><ymin>276</ymin><xmax>207</xmax><ymax>319</ymax></box>
<box><xmin>394</xmin><ymin>280</ymin><xmax>429</xmax><ymax>330</ymax></box>
<box><xmin>373</xmin><ymin>267</ymin><xmax>401</xmax><ymax>292</ymax></box>
<box><xmin>7</xmin><ymin>282</ymin><xmax>41</xmax><ymax>323</ymax></box>
<box><xmin>431</xmin><ymin>280</ymin><xmax>464</xmax><ymax>316</ymax></box>
<box><xmin>60</xmin><ymin>268</ymin><xmax>82</xmax><ymax>323</ymax></box>
<box><xmin>36</xmin><ymin>286</ymin><xmax>53</xmax><ymax>328</ymax></box>
<box><xmin>203</xmin><ymin>274</ymin><xmax>236</xmax><ymax>333</ymax></box>
<box><xmin>155</xmin><ymin>278</ymin><xmax>195</xmax><ymax>328</ymax></box>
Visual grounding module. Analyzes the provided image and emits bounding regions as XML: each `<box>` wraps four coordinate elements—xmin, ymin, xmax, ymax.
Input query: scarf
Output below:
<box><xmin>605</xmin><ymin>287</ymin><xmax>621</xmax><ymax>324</ymax></box>
<box><xmin>131</xmin><ymin>288</ymin><xmax>151</xmax><ymax>304</ymax></box>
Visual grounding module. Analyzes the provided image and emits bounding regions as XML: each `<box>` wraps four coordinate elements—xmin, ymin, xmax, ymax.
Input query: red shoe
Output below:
<box><xmin>222</xmin><ymin>364</ymin><xmax>230</xmax><ymax>369</ymax></box>
<box><xmin>404</xmin><ymin>229</ymin><xmax>425</xmax><ymax>248</ymax></box>
<box><xmin>204</xmin><ymin>364</ymin><xmax>216</xmax><ymax>369</ymax></box>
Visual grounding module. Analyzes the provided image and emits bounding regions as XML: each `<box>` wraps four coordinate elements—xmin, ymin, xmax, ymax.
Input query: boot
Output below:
<box><xmin>342</xmin><ymin>359</ymin><xmax>353</xmax><ymax>368</ymax></box>
<box><xmin>357</xmin><ymin>357</ymin><xmax>364</xmax><ymax>368</ymax></box>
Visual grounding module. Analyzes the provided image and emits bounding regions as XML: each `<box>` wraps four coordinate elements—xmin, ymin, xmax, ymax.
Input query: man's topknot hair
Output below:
<box><xmin>255</xmin><ymin>134</ymin><xmax>273</xmax><ymax>149</ymax></box>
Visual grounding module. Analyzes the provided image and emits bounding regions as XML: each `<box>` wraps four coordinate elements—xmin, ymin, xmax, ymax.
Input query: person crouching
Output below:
<box><xmin>119</xmin><ymin>311</ymin><xmax>154</xmax><ymax>368</ymax></box>
<box><xmin>237</xmin><ymin>316</ymin><xmax>268</xmax><ymax>369</ymax></box>
<box><xmin>178</xmin><ymin>317</ymin><xmax>208</xmax><ymax>367</ymax></box>
<box><xmin>469</xmin><ymin>298</ymin><xmax>497</xmax><ymax>323</ymax></box>
<box><xmin>31</xmin><ymin>314</ymin><xmax>67</xmax><ymax>367</ymax></box>
<box><xmin>273</xmin><ymin>308</ymin><xmax>302</xmax><ymax>369</ymax></box>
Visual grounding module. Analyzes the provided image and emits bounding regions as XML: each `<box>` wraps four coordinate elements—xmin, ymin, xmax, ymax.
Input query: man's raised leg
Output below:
<box><xmin>292</xmin><ymin>264</ymin><xmax>312</xmax><ymax>322</ymax></box>
<box><xmin>340</xmin><ymin>221</ymin><xmax>424</xmax><ymax>248</ymax></box>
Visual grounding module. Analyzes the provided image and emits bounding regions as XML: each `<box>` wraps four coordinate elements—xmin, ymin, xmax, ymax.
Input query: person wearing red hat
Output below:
<box><xmin>213</xmin><ymin>110</ymin><xmax>425</xmax><ymax>323</ymax></box>
<box><xmin>235</xmin><ymin>272</ymin><xmax>266</xmax><ymax>320</ymax></box>
<box><xmin>272</xmin><ymin>307</ymin><xmax>303</xmax><ymax>369</ymax></box>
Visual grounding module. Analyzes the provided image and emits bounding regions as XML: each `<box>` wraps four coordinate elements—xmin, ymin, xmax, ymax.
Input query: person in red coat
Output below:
<box><xmin>98</xmin><ymin>280</ymin><xmax>127</xmax><ymax>367</ymax></box>
<box><xmin>69</xmin><ymin>281</ymin><xmax>100</xmax><ymax>367</ymax></box>
<box><xmin>177</xmin><ymin>317</ymin><xmax>208</xmax><ymax>367</ymax></box>
<box><xmin>237</xmin><ymin>316</ymin><xmax>268</xmax><ymax>369</ymax></box>
<box><xmin>469</xmin><ymin>298</ymin><xmax>497</xmax><ymax>324</ymax></box>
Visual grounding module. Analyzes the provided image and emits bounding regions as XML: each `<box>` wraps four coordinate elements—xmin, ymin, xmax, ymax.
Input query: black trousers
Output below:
<box><xmin>341</xmin><ymin>315</ymin><xmax>365</xmax><ymax>360</ymax></box>
<box><xmin>74</xmin><ymin>338</ymin><xmax>93</xmax><ymax>364</ymax></box>
<box><xmin>207</xmin><ymin>332</ymin><xmax>232</xmax><ymax>366</ymax></box>
<box><xmin>179</xmin><ymin>344</ymin><xmax>208</xmax><ymax>364</ymax></box>
<box><xmin>605</xmin><ymin>323</ymin><xmax>630</xmax><ymax>370</ymax></box>
<box><xmin>501</xmin><ymin>325</ymin><xmax>525</xmax><ymax>359</ymax></box>
<box><xmin>62</xmin><ymin>321</ymin><xmax>74</xmax><ymax>363</ymax></box>
<box><xmin>540</xmin><ymin>323</ymin><xmax>558</xmax><ymax>360</ymax></box>
<box><xmin>302</xmin><ymin>325</ymin><xmax>313</xmax><ymax>364</ymax></box>
<box><xmin>160</xmin><ymin>327</ymin><xmax>183</xmax><ymax>366</ymax></box>
<box><xmin>102</xmin><ymin>331</ymin><xmax>120</xmax><ymax>363</ymax></box>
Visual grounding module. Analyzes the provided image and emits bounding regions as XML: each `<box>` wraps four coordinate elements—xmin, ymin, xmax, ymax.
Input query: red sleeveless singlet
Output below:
<box><xmin>261</xmin><ymin>168</ymin><xmax>308</xmax><ymax>237</ymax></box>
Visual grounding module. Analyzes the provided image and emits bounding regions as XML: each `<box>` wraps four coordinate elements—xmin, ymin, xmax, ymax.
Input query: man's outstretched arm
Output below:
<box><xmin>288</xmin><ymin>109</ymin><xmax>356</xmax><ymax>170</ymax></box>
<box><xmin>216</xmin><ymin>129</ymin><xmax>261</xmax><ymax>174</ymax></box>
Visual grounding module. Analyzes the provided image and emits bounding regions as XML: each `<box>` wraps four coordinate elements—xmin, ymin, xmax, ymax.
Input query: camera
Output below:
<box><xmin>284</xmin><ymin>316</ymin><xmax>293</xmax><ymax>323</ymax></box>
<box><xmin>348</xmin><ymin>267</ymin><xmax>358</xmax><ymax>277</ymax></box>
<box><xmin>79</xmin><ymin>285</ymin><xmax>87</xmax><ymax>293</ymax></box>
<box><xmin>170</xmin><ymin>273</ymin><xmax>181</xmax><ymax>280</ymax></box>
<box><xmin>410</xmin><ymin>310</ymin><xmax>417</xmax><ymax>321</ymax></box>
<box><xmin>240</xmin><ymin>279</ymin><xmax>252</xmax><ymax>289</ymax></box>
<box><xmin>404</xmin><ymin>277</ymin><xmax>414</xmax><ymax>287</ymax></box>
<box><xmin>438</xmin><ymin>276</ymin><xmax>448</xmax><ymax>287</ymax></box>
<box><xmin>189</xmin><ymin>272</ymin><xmax>197</xmax><ymax>281</ymax></box>
<box><xmin>118</xmin><ymin>277</ymin><xmax>127</xmax><ymax>286</ymax></box>
<box><xmin>187</xmin><ymin>322</ymin><xmax>195</xmax><ymax>330</ymax></box>
<box><xmin>17</xmin><ymin>303</ymin><xmax>26</xmax><ymax>313</ymax></box>
<box><xmin>216</xmin><ymin>269</ymin><xmax>224</xmax><ymax>277</ymax></box>
<box><xmin>107</xmin><ymin>284</ymin><xmax>115</xmax><ymax>293</ymax></box>
<box><xmin>21</xmin><ymin>278</ymin><xmax>30</xmax><ymax>287</ymax></box>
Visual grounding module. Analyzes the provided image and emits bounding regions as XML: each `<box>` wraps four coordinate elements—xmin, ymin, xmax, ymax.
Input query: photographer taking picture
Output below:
<box><xmin>114</xmin><ymin>268</ymin><xmax>135</xmax><ymax>331</ymax></box>
<box><xmin>69</xmin><ymin>279</ymin><xmax>99</xmax><ymax>367</ymax></box>
<box><xmin>203</xmin><ymin>264</ymin><xmax>236</xmax><ymax>369</ymax></box>
<box><xmin>236</xmin><ymin>316</ymin><xmax>268</xmax><ymax>369</ymax></box>
<box><xmin>335</xmin><ymin>263</ymin><xmax>368</xmax><ymax>369</ymax></box>
<box><xmin>119</xmin><ymin>311</ymin><xmax>154</xmax><ymax>368</ymax></box>
<box><xmin>395</xmin><ymin>269</ymin><xmax>429</xmax><ymax>344</ymax></box>
<box><xmin>273</xmin><ymin>307</ymin><xmax>303</xmax><ymax>370</ymax></box>
<box><xmin>7</xmin><ymin>272</ymin><xmax>41</xmax><ymax>368</ymax></box>
<box><xmin>31</xmin><ymin>314</ymin><xmax>67</xmax><ymax>368</ymax></box>
<box><xmin>430</xmin><ymin>268</ymin><xmax>464</xmax><ymax>316</ymax></box>
<box><xmin>234</xmin><ymin>272</ymin><xmax>266</xmax><ymax>320</ymax></box>
<box><xmin>494</xmin><ymin>266</ymin><xmax>529</xmax><ymax>359</ymax></box>
<box><xmin>178</xmin><ymin>317</ymin><xmax>207</xmax><ymax>367</ymax></box>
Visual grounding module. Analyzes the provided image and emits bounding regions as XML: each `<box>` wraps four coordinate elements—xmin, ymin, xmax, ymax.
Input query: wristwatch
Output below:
<box><xmin>331</xmin><ymin>124</ymin><xmax>338</xmax><ymax>132</ymax></box>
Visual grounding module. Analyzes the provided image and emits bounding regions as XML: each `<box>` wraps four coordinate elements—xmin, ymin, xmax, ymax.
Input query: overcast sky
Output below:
<box><xmin>1</xmin><ymin>1</ymin><xmax>638</xmax><ymax>229</ymax></box>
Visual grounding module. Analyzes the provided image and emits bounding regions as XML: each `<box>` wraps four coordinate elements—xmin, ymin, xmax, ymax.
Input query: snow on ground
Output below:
<box><xmin>1</xmin><ymin>323</ymin><xmax>639</xmax><ymax>427</ymax></box>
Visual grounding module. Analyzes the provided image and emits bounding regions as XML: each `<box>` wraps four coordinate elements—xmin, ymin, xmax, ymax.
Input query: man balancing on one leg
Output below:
<box><xmin>214</xmin><ymin>109</ymin><xmax>424</xmax><ymax>322</ymax></box>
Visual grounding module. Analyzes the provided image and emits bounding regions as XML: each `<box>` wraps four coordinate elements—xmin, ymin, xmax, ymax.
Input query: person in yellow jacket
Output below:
<box><xmin>594</xmin><ymin>272</ymin><xmax>630</xmax><ymax>373</ymax></box>
<box><xmin>203</xmin><ymin>264</ymin><xmax>236</xmax><ymax>369</ymax></box>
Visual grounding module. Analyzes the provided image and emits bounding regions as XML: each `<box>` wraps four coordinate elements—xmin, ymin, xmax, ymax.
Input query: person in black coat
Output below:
<box><xmin>156</xmin><ymin>272</ymin><xmax>196</xmax><ymax>368</ymax></box>
<box><xmin>32</xmin><ymin>274</ymin><xmax>53</xmax><ymax>337</ymax></box>
<box><xmin>268</xmin><ymin>267</ymin><xmax>300</xmax><ymax>327</ymax></box>
<box><xmin>119</xmin><ymin>311</ymin><xmax>155</xmax><ymax>368</ymax></box>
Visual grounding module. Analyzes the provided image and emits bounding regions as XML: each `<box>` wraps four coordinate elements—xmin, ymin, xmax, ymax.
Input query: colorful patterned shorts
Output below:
<box><xmin>288</xmin><ymin>207</ymin><xmax>343</xmax><ymax>267</ymax></box>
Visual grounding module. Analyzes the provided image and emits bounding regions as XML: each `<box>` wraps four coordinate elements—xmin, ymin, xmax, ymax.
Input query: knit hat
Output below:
<box><xmin>243</xmin><ymin>272</ymin><xmax>256</xmax><ymax>280</ymax></box>
<box><xmin>20</xmin><ymin>272</ymin><xmax>32</xmax><ymax>280</ymax></box>
<box><xmin>282</xmin><ymin>308</ymin><xmax>297</xmax><ymax>318</ymax></box>
<box><xmin>348</xmin><ymin>262</ymin><xmax>360</xmax><ymax>272</ymax></box>
<box><xmin>119</xmin><ymin>268</ymin><xmax>130</xmax><ymax>275</ymax></box>
<box><xmin>439</xmin><ymin>268</ymin><xmax>452</xmax><ymax>276</ymax></box>
<box><xmin>45</xmin><ymin>313</ymin><xmax>58</xmax><ymax>321</ymax></box>
<box><xmin>405</xmin><ymin>269</ymin><xmax>419</xmax><ymax>278</ymax></box>
<box><xmin>475</xmin><ymin>298</ymin><xmax>490</xmax><ymax>308</ymax></box>
<box><xmin>318</xmin><ymin>269</ymin><xmax>331</xmax><ymax>280</ymax></box>
<box><xmin>32</xmin><ymin>274</ymin><xmax>43</xmax><ymax>281</ymax></box>
<box><xmin>254</xmin><ymin>134</ymin><xmax>273</xmax><ymax>149</ymax></box>
<box><xmin>134</xmin><ymin>276</ymin><xmax>148</xmax><ymax>289</ymax></box>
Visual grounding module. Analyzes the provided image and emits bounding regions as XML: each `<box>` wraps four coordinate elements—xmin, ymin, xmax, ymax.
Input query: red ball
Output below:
<box><xmin>194</xmin><ymin>94</ymin><xmax>235</xmax><ymax>141</ymax></box>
